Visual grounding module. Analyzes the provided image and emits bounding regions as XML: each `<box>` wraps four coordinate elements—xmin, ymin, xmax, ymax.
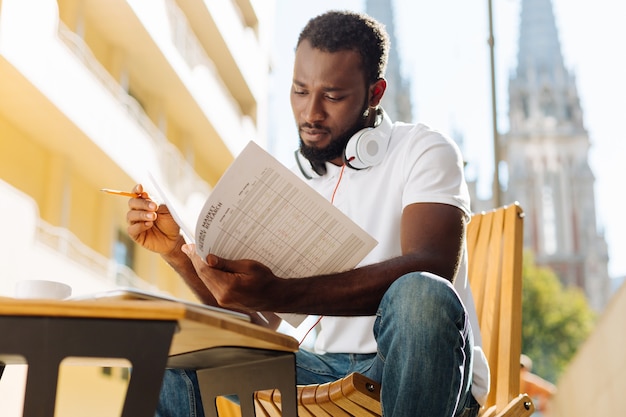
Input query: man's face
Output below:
<box><xmin>291</xmin><ymin>40</ymin><xmax>370</xmax><ymax>166</ymax></box>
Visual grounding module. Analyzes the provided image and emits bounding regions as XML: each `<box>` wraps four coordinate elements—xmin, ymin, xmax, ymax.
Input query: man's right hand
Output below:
<box><xmin>126</xmin><ymin>183</ymin><xmax>183</xmax><ymax>256</ymax></box>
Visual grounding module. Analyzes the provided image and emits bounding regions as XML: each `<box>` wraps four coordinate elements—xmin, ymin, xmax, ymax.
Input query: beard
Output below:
<box><xmin>298</xmin><ymin>106</ymin><xmax>370</xmax><ymax>172</ymax></box>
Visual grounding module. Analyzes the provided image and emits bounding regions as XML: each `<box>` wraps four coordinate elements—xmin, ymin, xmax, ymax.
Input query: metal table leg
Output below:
<box><xmin>168</xmin><ymin>347</ymin><xmax>297</xmax><ymax>417</ymax></box>
<box><xmin>0</xmin><ymin>316</ymin><xmax>177</xmax><ymax>417</ymax></box>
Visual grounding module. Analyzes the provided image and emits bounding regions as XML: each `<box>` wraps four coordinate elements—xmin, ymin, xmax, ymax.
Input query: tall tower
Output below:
<box><xmin>365</xmin><ymin>0</ymin><xmax>413</xmax><ymax>122</ymax></box>
<box><xmin>501</xmin><ymin>0</ymin><xmax>610</xmax><ymax>310</ymax></box>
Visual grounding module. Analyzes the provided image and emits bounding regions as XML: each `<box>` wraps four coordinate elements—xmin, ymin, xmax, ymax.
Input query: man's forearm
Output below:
<box><xmin>267</xmin><ymin>253</ymin><xmax>435</xmax><ymax>316</ymax></box>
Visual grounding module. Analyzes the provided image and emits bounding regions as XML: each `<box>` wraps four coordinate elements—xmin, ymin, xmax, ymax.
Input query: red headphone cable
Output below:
<box><xmin>299</xmin><ymin>162</ymin><xmax>350</xmax><ymax>346</ymax></box>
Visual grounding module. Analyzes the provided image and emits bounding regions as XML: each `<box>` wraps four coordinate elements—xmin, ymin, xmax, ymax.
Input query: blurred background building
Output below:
<box><xmin>499</xmin><ymin>0</ymin><xmax>610</xmax><ymax>312</ymax></box>
<box><xmin>365</xmin><ymin>0</ymin><xmax>413</xmax><ymax>123</ymax></box>
<box><xmin>465</xmin><ymin>0</ymin><xmax>611</xmax><ymax>313</ymax></box>
<box><xmin>0</xmin><ymin>0</ymin><xmax>274</xmax><ymax>415</ymax></box>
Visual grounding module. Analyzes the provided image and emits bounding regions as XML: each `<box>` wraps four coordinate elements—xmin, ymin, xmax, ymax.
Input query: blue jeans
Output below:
<box><xmin>155</xmin><ymin>272</ymin><xmax>479</xmax><ymax>417</ymax></box>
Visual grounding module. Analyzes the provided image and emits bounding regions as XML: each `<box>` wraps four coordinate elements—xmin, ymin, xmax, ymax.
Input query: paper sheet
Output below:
<box><xmin>195</xmin><ymin>141</ymin><xmax>377</xmax><ymax>326</ymax></box>
<box><xmin>147</xmin><ymin>172</ymin><xmax>195</xmax><ymax>244</ymax></box>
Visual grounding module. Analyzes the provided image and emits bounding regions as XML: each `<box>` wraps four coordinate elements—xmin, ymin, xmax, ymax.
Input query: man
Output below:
<box><xmin>127</xmin><ymin>10</ymin><xmax>488</xmax><ymax>416</ymax></box>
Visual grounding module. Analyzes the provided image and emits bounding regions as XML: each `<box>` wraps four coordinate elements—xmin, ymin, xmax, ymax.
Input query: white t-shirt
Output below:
<box><xmin>292</xmin><ymin>111</ymin><xmax>490</xmax><ymax>404</ymax></box>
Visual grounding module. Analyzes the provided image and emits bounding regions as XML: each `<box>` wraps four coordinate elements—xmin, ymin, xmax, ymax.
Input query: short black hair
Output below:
<box><xmin>297</xmin><ymin>10</ymin><xmax>389</xmax><ymax>85</ymax></box>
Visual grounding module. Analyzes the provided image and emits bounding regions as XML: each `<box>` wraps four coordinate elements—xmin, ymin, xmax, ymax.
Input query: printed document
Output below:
<box><xmin>162</xmin><ymin>141</ymin><xmax>378</xmax><ymax>327</ymax></box>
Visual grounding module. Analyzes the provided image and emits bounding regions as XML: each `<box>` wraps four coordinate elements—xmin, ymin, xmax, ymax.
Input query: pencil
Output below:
<box><xmin>100</xmin><ymin>188</ymin><xmax>140</xmax><ymax>198</ymax></box>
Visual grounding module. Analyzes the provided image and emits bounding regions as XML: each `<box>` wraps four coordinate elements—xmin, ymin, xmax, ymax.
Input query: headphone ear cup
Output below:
<box><xmin>344</xmin><ymin>128</ymin><xmax>386</xmax><ymax>169</ymax></box>
<box><xmin>344</xmin><ymin>110</ymin><xmax>392</xmax><ymax>169</ymax></box>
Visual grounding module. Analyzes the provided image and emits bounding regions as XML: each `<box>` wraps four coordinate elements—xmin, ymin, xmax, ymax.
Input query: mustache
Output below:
<box><xmin>299</xmin><ymin>123</ymin><xmax>330</xmax><ymax>133</ymax></box>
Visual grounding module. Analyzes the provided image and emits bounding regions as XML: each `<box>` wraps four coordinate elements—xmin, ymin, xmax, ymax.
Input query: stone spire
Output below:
<box><xmin>509</xmin><ymin>0</ymin><xmax>585</xmax><ymax>133</ymax></box>
<box><xmin>502</xmin><ymin>0</ymin><xmax>610</xmax><ymax>311</ymax></box>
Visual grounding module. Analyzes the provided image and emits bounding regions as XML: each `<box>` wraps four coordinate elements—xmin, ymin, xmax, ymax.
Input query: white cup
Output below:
<box><xmin>14</xmin><ymin>280</ymin><xmax>72</xmax><ymax>300</ymax></box>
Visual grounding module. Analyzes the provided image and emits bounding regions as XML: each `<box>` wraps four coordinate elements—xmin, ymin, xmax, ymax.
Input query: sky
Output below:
<box><xmin>267</xmin><ymin>0</ymin><xmax>626</xmax><ymax>280</ymax></box>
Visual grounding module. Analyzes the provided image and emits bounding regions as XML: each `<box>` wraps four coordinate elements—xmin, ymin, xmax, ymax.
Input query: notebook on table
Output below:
<box><xmin>70</xmin><ymin>287</ymin><xmax>251</xmax><ymax>322</ymax></box>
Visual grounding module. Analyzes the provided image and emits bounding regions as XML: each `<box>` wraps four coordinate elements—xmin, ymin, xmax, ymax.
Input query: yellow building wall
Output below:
<box><xmin>0</xmin><ymin>115</ymin><xmax>110</xmax><ymax>257</ymax></box>
<box><xmin>56</xmin><ymin>364</ymin><xmax>130</xmax><ymax>416</ymax></box>
<box><xmin>1</xmin><ymin>0</ymin><xmax>272</xmax><ymax>413</ymax></box>
<box><xmin>0</xmin><ymin>117</ymin><xmax>49</xmax><ymax>206</ymax></box>
<box><xmin>56</xmin><ymin>0</ymin><xmax>80</xmax><ymax>31</ymax></box>
<box><xmin>550</xmin><ymin>281</ymin><xmax>626</xmax><ymax>416</ymax></box>
<box><xmin>43</xmin><ymin>153</ymin><xmax>71</xmax><ymax>226</ymax></box>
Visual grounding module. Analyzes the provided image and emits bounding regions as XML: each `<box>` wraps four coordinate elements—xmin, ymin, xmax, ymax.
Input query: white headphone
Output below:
<box><xmin>295</xmin><ymin>108</ymin><xmax>393</xmax><ymax>179</ymax></box>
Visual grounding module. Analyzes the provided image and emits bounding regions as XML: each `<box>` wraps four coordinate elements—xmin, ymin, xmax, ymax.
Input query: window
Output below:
<box><xmin>113</xmin><ymin>229</ymin><xmax>135</xmax><ymax>268</ymax></box>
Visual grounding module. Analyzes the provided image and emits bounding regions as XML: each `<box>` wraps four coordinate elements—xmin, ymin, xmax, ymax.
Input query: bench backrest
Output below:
<box><xmin>467</xmin><ymin>203</ymin><xmax>525</xmax><ymax>414</ymax></box>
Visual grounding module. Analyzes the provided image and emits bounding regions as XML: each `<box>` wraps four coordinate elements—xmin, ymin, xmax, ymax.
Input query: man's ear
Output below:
<box><xmin>369</xmin><ymin>78</ymin><xmax>387</xmax><ymax>106</ymax></box>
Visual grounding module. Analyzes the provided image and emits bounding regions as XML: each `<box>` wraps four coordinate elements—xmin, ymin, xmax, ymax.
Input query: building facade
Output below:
<box><xmin>500</xmin><ymin>0</ymin><xmax>610</xmax><ymax>311</ymax></box>
<box><xmin>365</xmin><ymin>0</ymin><xmax>413</xmax><ymax>123</ymax></box>
<box><xmin>0</xmin><ymin>0</ymin><xmax>274</xmax><ymax>415</ymax></box>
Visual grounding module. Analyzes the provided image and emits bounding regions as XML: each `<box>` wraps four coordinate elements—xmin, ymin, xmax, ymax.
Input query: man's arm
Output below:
<box><xmin>125</xmin><ymin>184</ymin><xmax>219</xmax><ymax>305</ymax></box>
<box><xmin>183</xmin><ymin>202</ymin><xmax>466</xmax><ymax>317</ymax></box>
<box><xmin>126</xmin><ymin>185</ymin><xmax>280</xmax><ymax>327</ymax></box>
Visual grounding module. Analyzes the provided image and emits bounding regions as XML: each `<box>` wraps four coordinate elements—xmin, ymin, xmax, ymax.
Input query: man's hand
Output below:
<box><xmin>181</xmin><ymin>244</ymin><xmax>281</xmax><ymax>312</ymax></box>
<box><xmin>126</xmin><ymin>183</ymin><xmax>183</xmax><ymax>256</ymax></box>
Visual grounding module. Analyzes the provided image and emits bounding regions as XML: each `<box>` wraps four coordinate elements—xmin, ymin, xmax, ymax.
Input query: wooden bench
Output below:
<box><xmin>219</xmin><ymin>204</ymin><xmax>534</xmax><ymax>416</ymax></box>
<box><xmin>466</xmin><ymin>203</ymin><xmax>534</xmax><ymax>417</ymax></box>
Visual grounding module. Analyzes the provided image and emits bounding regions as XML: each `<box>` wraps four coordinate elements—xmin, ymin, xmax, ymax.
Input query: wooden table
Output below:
<box><xmin>163</xmin><ymin>299</ymin><xmax>300</xmax><ymax>417</ymax></box>
<box><xmin>0</xmin><ymin>296</ymin><xmax>299</xmax><ymax>417</ymax></box>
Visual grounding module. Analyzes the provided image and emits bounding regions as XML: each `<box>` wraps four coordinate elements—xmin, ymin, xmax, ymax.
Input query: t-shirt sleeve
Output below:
<box><xmin>400</xmin><ymin>125</ymin><xmax>471</xmax><ymax>220</ymax></box>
